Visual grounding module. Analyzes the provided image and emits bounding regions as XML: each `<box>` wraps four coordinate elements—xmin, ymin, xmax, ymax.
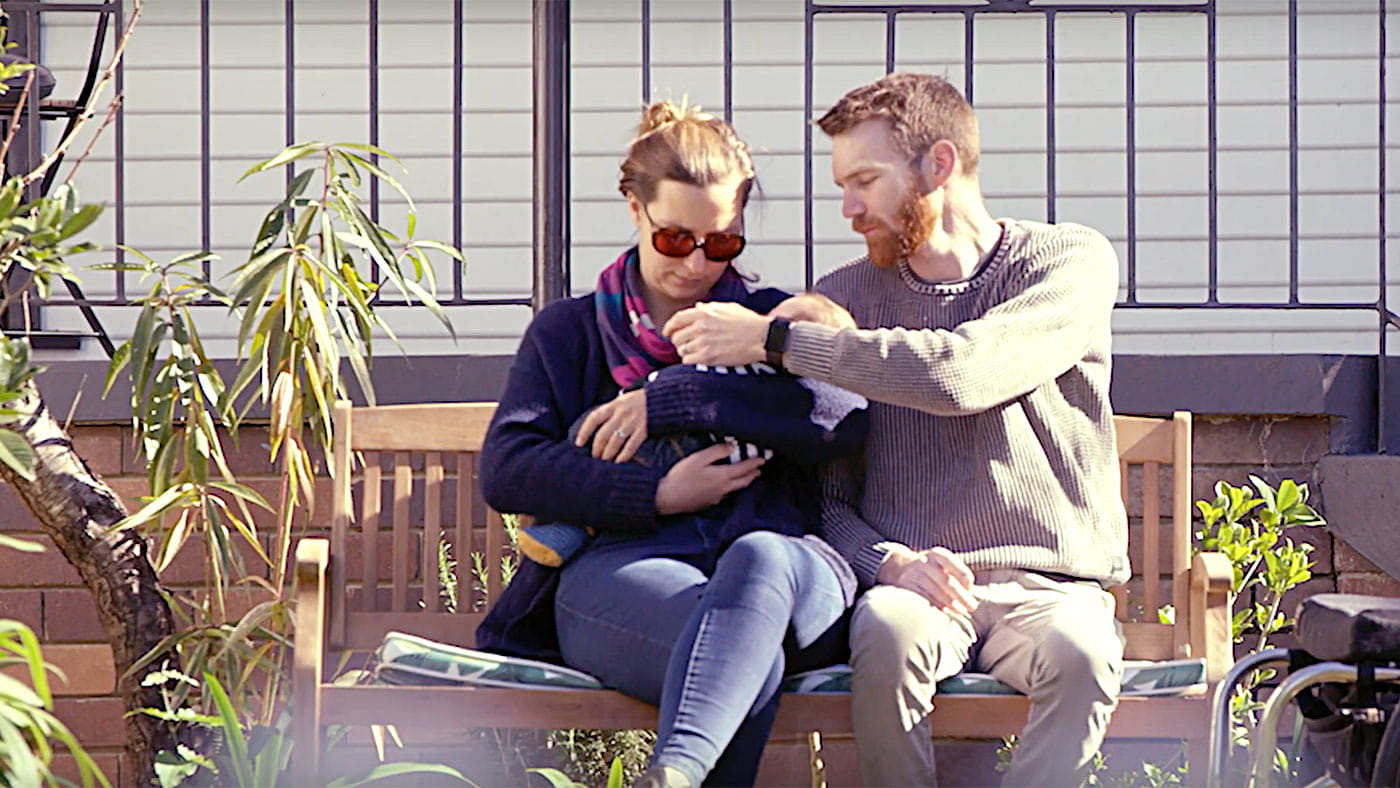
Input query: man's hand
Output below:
<box><xmin>655</xmin><ymin>443</ymin><xmax>765</xmax><ymax>515</ymax></box>
<box><xmin>877</xmin><ymin>545</ymin><xmax>979</xmax><ymax>615</ymax></box>
<box><xmin>574</xmin><ymin>388</ymin><xmax>647</xmax><ymax>463</ymax></box>
<box><xmin>769</xmin><ymin>292</ymin><xmax>857</xmax><ymax>331</ymax></box>
<box><xmin>664</xmin><ymin>302</ymin><xmax>769</xmax><ymax>366</ymax></box>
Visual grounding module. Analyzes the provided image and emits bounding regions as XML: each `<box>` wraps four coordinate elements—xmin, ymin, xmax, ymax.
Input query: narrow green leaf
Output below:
<box><xmin>0</xmin><ymin>429</ymin><xmax>36</xmax><ymax>481</ymax></box>
<box><xmin>59</xmin><ymin>203</ymin><xmax>104</xmax><ymax>239</ymax></box>
<box><xmin>339</xmin><ymin>150</ymin><xmax>414</xmax><ymax>207</ymax></box>
<box><xmin>238</xmin><ymin>143</ymin><xmax>322</xmax><ymax>181</ymax></box>
<box><xmin>114</xmin><ymin>484</ymin><xmax>193</xmax><ymax>534</ymax></box>
<box><xmin>413</xmin><ymin>238</ymin><xmax>466</xmax><ymax>262</ymax></box>
<box><xmin>326</xmin><ymin>762</ymin><xmax>476</xmax><ymax>788</ymax></box>
<box><xmin>103</xmin><ymin>342</ymin><xmax>132</xmax><ymax>398</ymax></box>
<box><xmin>202</xmin><ymin>674</ymin><xmax>253</xmax><ymax>787</ymax></box>
<box><xmin>0</xmin><ymin>715</ymin><xmax>44</xmax><ymax>788</ymax></box>
<box><xmin>333</xmin><ymin>142</ymin><xmax>401</xmax><ymax>163</ymax></box>
<box><xmin>0</xmin><ymin>534</ymin><xmax>44</xmax><ymax>553</ymax></box>
<box><xmin>525</xmin><ymin>768</ymin><xmax>586</xmax><ymax>788</ymax></box>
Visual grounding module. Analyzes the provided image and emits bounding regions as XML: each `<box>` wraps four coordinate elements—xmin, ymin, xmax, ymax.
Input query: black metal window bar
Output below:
<box><xmin>16</xmin><ymin>1</ymin><xmax>1398</xmax><ymax>452</ymax></box>
<box><xmin>19</xmin><ymin>0</ymin><xmax>536</xmax><ymax>350</ymax></box>
<box><xmin>0</xmin><ymin>0</ymin><xmax>117</xmax><ymax>352</ymax></box>
<box><xmin>783</xmin><ymin>0</ymin><xmax>1394</xmax><ymax>452</ymax></box>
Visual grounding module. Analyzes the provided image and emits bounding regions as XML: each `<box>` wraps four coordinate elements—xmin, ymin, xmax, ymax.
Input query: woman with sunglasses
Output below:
<box><xmin>477</xmin><ymin>102</ymin><xmax>867</xmax><ymax>788</ymax></box>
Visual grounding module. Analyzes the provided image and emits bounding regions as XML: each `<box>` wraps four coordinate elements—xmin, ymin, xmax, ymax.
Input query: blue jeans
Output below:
<box><xmin>555</xmin><ymin>524</ymin><xmax>849</xmax><ymax>787</ymax></box>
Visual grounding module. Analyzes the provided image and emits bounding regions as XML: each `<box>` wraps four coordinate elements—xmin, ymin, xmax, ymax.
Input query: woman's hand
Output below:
<box><xmin>655</xmin><ymin>443</ymin><xmax>765</xmax><ymax>515</ymax></box>
<box><xmin>575</xmin><ymin>388</ymin><xmax>647</xmax><ymax>463</ymax></box>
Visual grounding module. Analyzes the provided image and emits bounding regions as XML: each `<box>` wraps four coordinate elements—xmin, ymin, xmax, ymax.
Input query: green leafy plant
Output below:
<box><xmin>111</xmin><ymin>142</ymin><xmax>459</xmax><ymax>739</ymax></box>
<box><xmin>147</xmin><ymin>673</ymin><xmax>473</xmax><ymax>788</ymax></box>
<box><xmin>214</xmin><ymin>143</ymin><xmax>457</xmax><ymax>719</ymax></box>
<box><xmin>529</xmin><ymin>756</ymin><xmax>625</xmax><ymax>788</ymax></box>
<box><xmin>1196</xmin><ymin>476</ymin><xmax>1323</xmax><ymax>783</ymax></box>
<box><xmin>0</xmin><ymin>178</ymin><xmax>103</xmax><ymax>483</ymax></box>
<box><xmin>0</xmin><ymin>619</ymin><xmax>110</xmax><ymax>788</ymax></box>
<box><xmin>546</xmin><ymin>730</ymin><xmax>654</xmax><ymax>788</ymax></box>
<box><xmin>105</xmin><ymin>141</ymin><xmax>461</xmax><ymax>780</ymax></box>
<box><xmin>103</xmin><ymin>250</ymin><xmax>271</xmax><ymax>621</ymax></box>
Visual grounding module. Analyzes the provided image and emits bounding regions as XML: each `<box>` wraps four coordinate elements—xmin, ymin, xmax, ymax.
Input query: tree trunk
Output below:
<box><xmin>0</xmin><ymin>380</ymin><xmax>176</xmax><ymax>785</ymax></box>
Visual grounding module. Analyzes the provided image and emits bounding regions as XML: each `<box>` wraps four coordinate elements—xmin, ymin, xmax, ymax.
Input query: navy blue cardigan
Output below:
<box><xmin>476</xmin><ymin>287</ymin><xmax>868</xmax><ymax>660</ymax></box>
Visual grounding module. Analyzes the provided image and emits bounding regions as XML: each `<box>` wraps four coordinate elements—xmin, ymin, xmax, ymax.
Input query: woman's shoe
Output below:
<box><xmin>632</xmin><ymin>765</ymin><xmax>692</xmax><ymax>788</ymax></box>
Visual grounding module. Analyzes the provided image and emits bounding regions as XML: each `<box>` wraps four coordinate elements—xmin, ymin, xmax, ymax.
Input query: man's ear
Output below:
<box><xmin>920</xmin><ymin>140</ymin><xmax>959</xmax><ymax>191</ymax></box>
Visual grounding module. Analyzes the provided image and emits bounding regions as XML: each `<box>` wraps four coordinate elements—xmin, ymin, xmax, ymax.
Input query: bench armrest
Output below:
<box><xmin>1189</xmin><ymin>550</ymin><xmax>1234</xmax><ymax>684</ymax></box>
<box><xmin>292</xmin><ymin>537</ymin><xmax>329</xmax><ymax>784</ymax></box>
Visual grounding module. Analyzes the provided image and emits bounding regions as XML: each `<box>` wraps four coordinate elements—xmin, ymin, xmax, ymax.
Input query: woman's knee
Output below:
<box><xmin>714</xmin><ymin>531</ymin><xmax>797</xmax><ymax>584</ymax></box>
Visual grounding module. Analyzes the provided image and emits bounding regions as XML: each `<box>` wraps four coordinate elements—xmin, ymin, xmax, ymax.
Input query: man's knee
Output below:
<box><xmin>1033</xmin><ymin>626</ymin><xmax>1122</xmax><ymax>698</ymax></box>
<box><xmin>851</xmin><ymin>586</ymin><xmax>946</xmax><ymax>677</ymax></box>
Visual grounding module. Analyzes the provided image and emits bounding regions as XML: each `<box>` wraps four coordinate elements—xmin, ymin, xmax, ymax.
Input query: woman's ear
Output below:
<box><xmin>626</xmin><ymin>193</ymin><xmax>645</xmax><ymax>231</ymax></box>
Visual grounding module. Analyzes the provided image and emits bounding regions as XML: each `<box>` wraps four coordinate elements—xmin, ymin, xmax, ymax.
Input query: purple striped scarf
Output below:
<box><xmin>595</xmin><ymin>247</ymin><xmax>748</xmax><ymax>389</ymax></box>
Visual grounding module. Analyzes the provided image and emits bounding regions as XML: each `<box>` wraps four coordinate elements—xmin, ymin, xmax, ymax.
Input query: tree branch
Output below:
<box><xmin>60</xmin><ymin>94</ymin><xmax>122</xmax><ymax>185</ymax></box>
<box><xmin>0</xmin><ymin>68</ymin><xmax>35</xmax><ymax>169</ymax></box>
<box><xmin>20</xmin><ymin>0</ymin><xmax>144</xmax><ymax>189</ymax></box>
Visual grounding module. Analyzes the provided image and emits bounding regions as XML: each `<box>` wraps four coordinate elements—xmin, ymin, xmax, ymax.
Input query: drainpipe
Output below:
<box><xmin>532</xmin><ymin>0</ymin><xmax>570</xmax><ymax>311</ymax></box>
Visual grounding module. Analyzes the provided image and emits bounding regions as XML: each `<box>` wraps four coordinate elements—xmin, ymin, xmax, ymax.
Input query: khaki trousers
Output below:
<box><xmin>850</xmin><ymin>569</ymin><xmax>1124</xmax><ymax>788</ymax></box>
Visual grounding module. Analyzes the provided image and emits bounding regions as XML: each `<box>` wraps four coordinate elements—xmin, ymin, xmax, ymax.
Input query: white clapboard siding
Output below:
<box><xmin>30</xmin><ymin>0</ymin><xmax>1400</xmax><ymax>361</ymax></box>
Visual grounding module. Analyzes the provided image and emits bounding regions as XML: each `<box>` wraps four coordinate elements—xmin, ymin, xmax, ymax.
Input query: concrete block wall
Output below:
<box><xmin>1</xmin><ymin>414</ymin><xmax>1394</xmax><ymax>786</ymax></box>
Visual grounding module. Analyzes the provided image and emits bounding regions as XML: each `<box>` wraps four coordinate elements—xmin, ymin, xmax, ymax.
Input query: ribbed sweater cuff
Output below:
<box><xmin>604</xmin><ymin>463</ymin><xmax>663</xmax><ymax>531</ymax></box>
<box><xmin>645</xmin><ymin>376</ymin><xmax>700</xmax><ymax>433</ymax></box>
<box><xmin>783</xmin><ymin>322</ymin><xmax>841</xmax><ymax>381</ymax></box>
<box><xmin>851</xmin><ymin>541</ymin><xmax>899</xmax><ymax>588</ymax></box>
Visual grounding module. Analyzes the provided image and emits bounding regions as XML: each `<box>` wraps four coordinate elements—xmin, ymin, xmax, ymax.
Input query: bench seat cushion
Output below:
<box><xmin>371</xmin><ymin>631</ymin><xmax>1206</xmax><ymax>697</ymax></box>
<box><xmin>373</xmin><ymin>631</ymin><xmax>604</xmax><ymax>690</ymax></box>
<box><xmin>784</xmin><ymin>659</ymin><xmax>1206</xmax><ymax>696</ymax></box>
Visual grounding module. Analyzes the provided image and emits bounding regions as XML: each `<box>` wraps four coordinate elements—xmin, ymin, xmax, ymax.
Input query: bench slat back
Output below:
<box><xmin>327</xmin><ymin>402</ymin><xmax>1195</xmax><ymax>662</ymax></box>
<box><xmin>329</xmin><ymin>402</ymin><xmax>499</xmax><ymax>650</ymax></box>
<box><xmin>1112</xmin><ymin>412</ymin><xmax>1194</xmax><ymax>660</ymax></box>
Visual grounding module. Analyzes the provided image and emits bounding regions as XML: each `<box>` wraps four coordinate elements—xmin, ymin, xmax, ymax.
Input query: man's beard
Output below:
<box><xmin>860</xmin><ymin>190</ymin><xmax>936</xmax><ymax>269</ymax></box>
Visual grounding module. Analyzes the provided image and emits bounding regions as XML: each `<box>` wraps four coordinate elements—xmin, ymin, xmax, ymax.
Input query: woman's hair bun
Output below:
<box><xmin>619</xmin><ymin>98</ymin><xmax>756</xmax><ymax>208</ymax></box>
<box><xmin>637</xmin><ymin>100</ymin><xmax>709</xmax><ymax>136</ymax></box>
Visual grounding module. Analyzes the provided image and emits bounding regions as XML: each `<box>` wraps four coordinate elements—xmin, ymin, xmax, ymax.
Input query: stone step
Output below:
<box><xmin>1319</xmin><ymin>454</ymin><xmax>1400</xmax><ymax>582</ymax></box>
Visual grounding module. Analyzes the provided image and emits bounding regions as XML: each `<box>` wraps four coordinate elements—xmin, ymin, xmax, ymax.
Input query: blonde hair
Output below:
<box><xmin>618</xmin><ymin>100</ymin><xmax>757</xmax><ymax>208</ymax></box>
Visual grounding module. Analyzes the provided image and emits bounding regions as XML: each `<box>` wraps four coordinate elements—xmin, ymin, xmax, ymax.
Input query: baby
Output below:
<box><xmin>518</xmin><ymin>360</ymin><xmax>866</xmax><ymax>567</ymax></box>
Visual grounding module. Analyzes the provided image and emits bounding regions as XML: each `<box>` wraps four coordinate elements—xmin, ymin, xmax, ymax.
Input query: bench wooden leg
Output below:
<box><xmin>1186</xmin><ymin>734</ymin><xmax>1209</xmax><ymax>788</ymax></box>
<box><xmin>806</xmin><ymin>731</ymin><xmax>826</xmax><ymax>788</ymax></box>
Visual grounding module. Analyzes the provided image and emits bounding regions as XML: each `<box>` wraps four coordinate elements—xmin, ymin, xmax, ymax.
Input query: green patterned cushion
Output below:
<box><xmin>371</xmin><ymin>631</ymin><xmax>1205</xmax><ymax>698</ymax></box>
<box><xmin>372</xmin><ymin>631</ymin><xmax>604</xmax><ymax>690</ymax></box>
<box><xmin>782</xmin><ymin>658</ymin><xmax>1207</xmax><ymax>696</ymax></box>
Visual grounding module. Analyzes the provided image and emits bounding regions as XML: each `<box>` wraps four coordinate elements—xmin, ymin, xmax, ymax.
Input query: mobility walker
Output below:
<box><xmin>1208</xmin><ymin>593</ymin><xmax>1400</xmax><ymax>787</ymax></box>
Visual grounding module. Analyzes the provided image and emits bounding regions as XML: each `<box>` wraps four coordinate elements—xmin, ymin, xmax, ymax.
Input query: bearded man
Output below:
<box><xmin>664</xmin><ymin>72</ymin><xmax>1129</xmax><ymax>788</ymax></box>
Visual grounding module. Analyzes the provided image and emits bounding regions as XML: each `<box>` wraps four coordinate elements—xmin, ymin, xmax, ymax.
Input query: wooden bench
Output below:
<box><xmin>291</xmin><ymin>402</ymin><xmax>1233</xmax><ymax>785</ymax></box>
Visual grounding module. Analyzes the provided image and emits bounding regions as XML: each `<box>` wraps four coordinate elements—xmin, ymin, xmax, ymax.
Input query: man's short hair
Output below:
<box><xmin>816</xmin><ymin>73</ymin><xmax>981</xmax><ymax>175</ymax></box>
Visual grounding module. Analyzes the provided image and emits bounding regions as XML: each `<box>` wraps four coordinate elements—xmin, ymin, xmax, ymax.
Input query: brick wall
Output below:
<box><xmin>2</xmin><ymin>415</ymin><xmax>1394</xmax><ymax>786</ymax></box>
<box><xmin>0</xmin><ymin>423</ymin><xmax>287</xmax><ymax>787</ymax></box>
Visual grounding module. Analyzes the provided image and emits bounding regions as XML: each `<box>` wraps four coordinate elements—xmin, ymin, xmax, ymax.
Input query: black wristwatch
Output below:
<box><xmin>764</xmin><ymin>317</ymin><xmax>792</xmax><ymax>368</ymax></box>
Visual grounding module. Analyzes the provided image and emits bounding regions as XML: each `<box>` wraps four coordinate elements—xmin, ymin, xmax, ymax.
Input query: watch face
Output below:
<box><xmin>766</xmin><ymin>318</ymin><xmax>791</xmax><ymax>353</ymax></box>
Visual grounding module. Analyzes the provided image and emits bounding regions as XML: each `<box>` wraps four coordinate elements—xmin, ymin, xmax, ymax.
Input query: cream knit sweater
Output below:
<box><xmin>784</xmin><ymin>219</ymin><xmax>1130</xmax><ymax>587</ymax></box>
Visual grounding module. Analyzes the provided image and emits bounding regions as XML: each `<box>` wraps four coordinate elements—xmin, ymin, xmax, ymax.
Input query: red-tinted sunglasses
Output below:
<box><xmin>641</xmin><ymin>204</ymin><xmax>746</xmax><ymax>263</ymax></box>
